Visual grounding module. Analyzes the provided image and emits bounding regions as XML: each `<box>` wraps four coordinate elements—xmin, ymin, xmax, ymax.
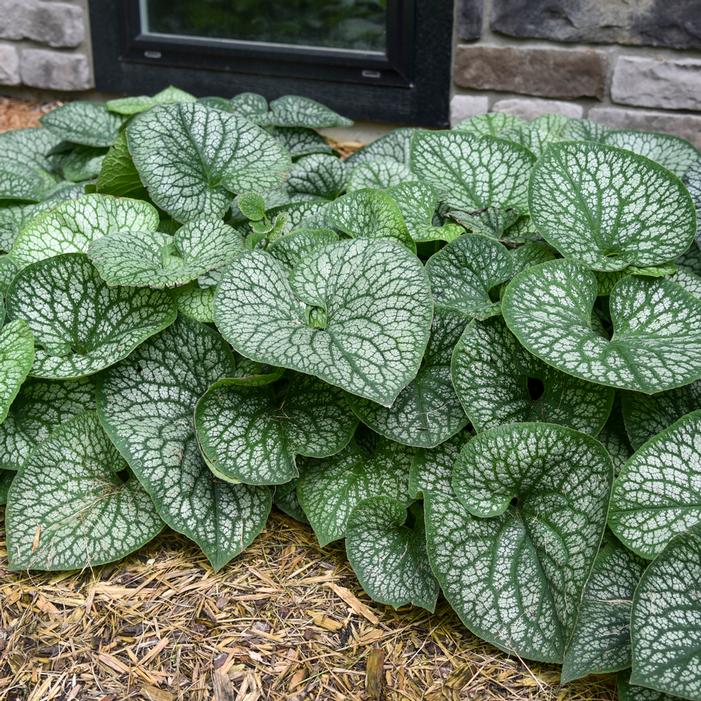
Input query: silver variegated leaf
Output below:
<box><xmin>425</xmin><ymin>422</ymin><xmax>612</xmax><ymax>663</ymax></box>
<box><xmin>214</xmin><ymin>239</ymin><xmax>433</xmax><ymax>407</ymax></box>
<box><xmin>6</xmin><ymin>412</ymin><xmax>163</xmax><ymax>571</ymax></box>
<box><xmin>97</xmin><ymin>317</ymin><xmax>272</xmax><ymax>570</ymax></box>
<box><xmin>502</xmin><ymin>259</ymin><xmax>701</xmax><ymax>394</ymax></box>
<box><xmin>530</xmin><ymin>142</ymin><xmax>696</xmax><ymax>271</ymax></box>
<box><xmin>609</xmin><ymin>410</ymin><xmax>701</xmax><ymax>559</ymax></box>
<box><xmin>347</xmin><ymin>159</ymin><xmax>413</xmax><ymax>191</ymax></box>
<box><xmin>127</xmin><ymin>103</ymin><xmax>291</xmax><ymax>222</ymax></box>
<box><xmin>451</xmin><ymin>316</ymin><xmax>614</xmax><ymax>434</ymax></box>
<box><xmin>106</xmin><ymin>86</ymin><xmax>196</xmax><ymax>115</ymax></box>
<box><xmin>6</xmin><ymin>253</ymin><xmax>176</xmax><ymax>379</ymax></box>
<box><xmin>0</xmin><ymin>320</ymin><xmax>34</xmax><ymax>424</ymax></box>
<box><xmin>630</xmin><ymin>524</ymin><xmax>701</xmax><ymax>700</ymax></box>
<box><xmin>346</xmin><ymin>498</ymin><xmax>438</xmax><ymax>612</ymax></box>
<box><xmin>40</xmin><ymin>102</ymin><xmax>126</xmax><ymax>147</ymax></box>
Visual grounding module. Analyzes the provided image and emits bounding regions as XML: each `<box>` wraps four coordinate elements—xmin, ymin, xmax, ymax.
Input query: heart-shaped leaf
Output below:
<box><xmin>560</xmin><ymin>118</ymin><xmax>610</xmax><ymax>142</ymax></box>
<box><xmin>214</xmin><ymin>238</ymin><xmax>433</xmax><ymax>406</ymax></box>
<box><xmin>622</xmin><ymin>382</ymin><xmax>701</xmax><ymax>450</ymax></box>
<box><xmin>347</xmin><ymin>308</ymin><xmax>467</xmax><ymax>448</ymax></box>
<box><xmin>347</xmin><ymin>159</ymin><xmax>413</xmax><ymax>191</ymax></box>
<box><xmin>287</xmin><ymin>154</ymin><xmax>347</xmax><ymax>199</ymax></box>
<box><xmin>0</xmin><ymin>127</ymin><xmax>63</xmax><ymax>172</ymax></box>
<box><xmin>529</xmin><ymin>142</ymin><xmax>696</xmax><ymax>271</ymax></box>
<box><xmin>106</xmin><ymin>86</ymin><xmax>196</xmax><ymax>115</ymax></box>
<box><xmin>127</xmin><ymin>103</ymin><xmax>291</xmax><ymax>222</ymax></box>
<box><xmin>561</xmin><ymin>538</ymin><xmax>646</xmax><ymax>683</ymax></box>
<box><xmin>0</xmin><ymin>377</ymin><xmax>94</xmax><ymax>471</ymax></box>
<box><xmin>408</xmin><ymin>430</ymin><xmax>470</xmax><ymax>499</ymax></box>
<box><xmin>6</xmin><ymin>412</ymin><xmax>163</xmax><ymax>571</ymax></box>
<box><xmin>502</xmin><ymin>259</ymin><xmax>701</xmax><ymax>394</ymax></box>
<box><xmin>609</xmin><ymin>410</ymin><xmax>701</xmax><ymax>559</ymax></box>
<box><xmin>452</xmin><ymin>316</ymin><xmax>614</xmax><ymax>434</ymax></box>
<box><xmin>630</xmin><ymin>524</ymin><xmax>701</xmax><ymax>700</ymax></box>
<box><xmin>505</xmin><ymin>114</ymin><xmax>571</xmax><ymax>158</ymax></box>
<box><xmin>6</xmin><ymin>253</ymin><xmax>176</xmax><ymax>379</ymax></box>
<box><xmin>96</xmin><ymin>317</ymin><xmax>272</xmax><ymax>570</ymax></box>
<box><xmin>195</xmin><ymin>374</ymin><xmax>357</xmax><ymax>485</ymax></box>
<box><xmin>264</xmin><ymin>95</ymin><xmax>352</xmax><ymax>128</ymax></box>
<box><xmin>425</xmin><ymin>422</ymin><xmax>612</xmax><ymax>662</ymax></box>
<box><xmin>346</xmin><ymin>497</ymin><xmax>438</xmax><ymax>612</ymax></box>
<box><xmin>325</xmin><ymin>189</ymin><xmax>414</xmax><ymax>248</ymax></box>
<box><xmin>267</xmin><ymin>228</ymin><xmax>339</xmax><ymax>270</ymax></box>
<box><xmin>88</xmin><ymin>217</ymin><xmax>244</xmax><ymax>288</ymax></box>
<box><xmin>425</xmin><ymin>234</ymin><xmax>512</xmax><ymax>319</ymax></box>
<box><xmin>411</xmin><ymin>131</ymin><xmax>536</xmax><ymax>216</ymax></box>
<box><xmin>0</xmin><ymin>320</ymin><xmax>34</xmax><ymax>424</ymax></box>
<box><xmin>602</xmin><ymin>130</ymin><xmax>699</xmax><ymax>179</ymax></box>
<box><xmin>172</xmin><ymin>281</ymin><xmax>216</xmax><ymax>323</ymax></box>
<box><xmin>229</xmin><ymin>92</ymin><xmax>269</xmax><ymax>122</ymax></box>
<box><xmin>0</xmin><ymin>160</ymin><xmax>57</xmax><ymax>202</ymax></box>
<box><xmin>297</xmin><ymin>432</ymin><xmax>414</xmax><ymax>546</ymax></box>
<box><xmin>509</xmin><ymin>241</ymin><xmax>557</xmax><ymax>276</ymax></box>
<box><xmin>11</xmin><ymin>193</ymin><xmax>159</xmax><ymax>268</ymax></box>
<box><xmin>41</xmin><ymin>102</ymin><xmax>126</xmax><ymax>147</ymax></box>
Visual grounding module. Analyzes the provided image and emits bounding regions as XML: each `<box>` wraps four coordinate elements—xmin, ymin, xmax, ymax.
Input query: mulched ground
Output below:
<box><xmin>0</xmin><ymin>95</ymin><xmax>617</xmax><ymax>701</ymax></box>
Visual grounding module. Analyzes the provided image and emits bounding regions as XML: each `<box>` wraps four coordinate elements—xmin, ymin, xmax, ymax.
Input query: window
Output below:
<box><xmin>89</xmin><ymin>0</ymin><xmax>453</xmax><ymax>125</ymax></box>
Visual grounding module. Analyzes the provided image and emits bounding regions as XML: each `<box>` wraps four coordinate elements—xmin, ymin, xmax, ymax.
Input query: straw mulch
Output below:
<box><xmin>0</xmin><ymin>96</ymin><xmax>617</xmax><ymax>701</ymax></box>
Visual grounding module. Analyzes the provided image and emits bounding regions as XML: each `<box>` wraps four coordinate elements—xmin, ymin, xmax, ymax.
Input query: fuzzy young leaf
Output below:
<box><xmin>452</xmin><ymin>316</ymin><xmax>614</xmax><ymax>435</ymax></box>
<box><xmin>347</xmin><ymin>308</ymin><xmax>468</xmax><ymax>448</ymax></box>
<box><xmin>0</xmin><ymin>320</ymin><xmax>34</xmax><ymax>424</ymax></box>
<box><xmin>214</xmin><ymin>239</ymin><xmax>433</xmax><ymax>407</ymax></box>
<box><xmin>630</xmin><ymin>525</ymin><xmax>701</xmax><ymax>700</ymax></box>
<box><xmin>195</xmin><ymin>374</ymin><xmax>357</xmax><ymax>485</ymax></box>
<box><xmin>561</xmin><ymin>538</ymin><xmax>646</xmax><ymax>683</ymax></box>
<box><xmin>609</xmin><ymin>410</ymin><xmax>701</xmax><ymax>559</ymax></box>
<box><xmin>529</xmin><ymin>142</ymin><xmax>696</xmax><ymax>271</ymax></box>
<box><xmin>97</xmin><ymin>317</ymin><xmax>272</xmax><ymax>570</ymax></box>
<box><xmin>6</xmin><ymin>412</ymin><xmax>163</xmax><ymax>571</ymax></box>
<box><xmin>502</xmin><ymin>259</ymin><xmax>701</xmax><ymax>394</ymax></box>
<box><xmin>6</xmin><ymin>254</ymin><xmax>176</xmax><ymax>379</ymax></box>
<box><xmin>602</xmin><ymin>129</ymin><xmax>699</xmax><ymax>179</ymax></box>
<box><xmin>297</xmin><ymin>434</ymin><xmax>414</xmax><ymax>546</ymax></box>
<box><xmin>411</xmin><ymin>131</ymin><xmax>535</xmax><ymax>216</ymax></box>
<box><xmin>11</xmin><ymin>193</ymin><xmax>159</xmax><ymax>268</ymax></box>
<box><xmin>41</xmin><ymin>102</ymin><xmax>126</xmax><ymax>147</ymax></box>
<box><xmin>425</xmin><ymin>234</ymin><xmax>512</xmax><ymax>319</ymax></box>
<box><xmin>425</xmin><ymin>422</ymin><xmax>612</xmax><ymax>663</ymax></box>
<box><xmin>621</xmin><ymin>381</ymin><xmax>701</xmax><ymax>450</ymax></box>
<box><xmin>88</xmin><ymin>218</ymin><xmax>244</xmax><ymax>288</ymax></box>
<box><xmin>127</xmin><ymin>103</ymin><xmax>291</xmax><ymax>222</ymax></box>
<box><xmin>346</xmin><ymin>498</ymin><xmax>438</xmax><ymax>612</ymax></box>
<box><xmin>0</xmin><ymin>377</ymin><xmax>94</xmax><ymax>471</ymax></box>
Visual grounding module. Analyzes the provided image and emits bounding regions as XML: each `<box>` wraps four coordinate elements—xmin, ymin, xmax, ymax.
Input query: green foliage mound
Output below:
<box><xmin>1</xmin><ymin>91</ymin><xmax>700</xmax><ymax>700</ymax></box>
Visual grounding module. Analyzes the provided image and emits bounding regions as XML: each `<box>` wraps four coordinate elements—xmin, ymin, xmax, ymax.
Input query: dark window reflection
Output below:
<box><xmin>141</xmin><ymin>0</ymin><xmax>387</xmax><ymax>52</ymax></box>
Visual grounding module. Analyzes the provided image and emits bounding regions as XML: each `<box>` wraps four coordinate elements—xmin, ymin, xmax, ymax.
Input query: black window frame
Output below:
<box><xmin>88</xmin><ymin>0</ymin><xmax>453</xmax><ymax>126</ymax></box>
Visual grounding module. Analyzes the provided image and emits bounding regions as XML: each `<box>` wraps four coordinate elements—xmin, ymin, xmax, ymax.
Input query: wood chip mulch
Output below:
<box><xmin>0</xmin><ymin>96</ymin><xmax>616</xmax><ymax>701</ymax></box>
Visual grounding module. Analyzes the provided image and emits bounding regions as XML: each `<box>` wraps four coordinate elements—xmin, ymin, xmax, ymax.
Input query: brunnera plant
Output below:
<box><xmin>0</xmin><ymin>88</ymin><xmax>700</xmax><ymax>700</ymax></box>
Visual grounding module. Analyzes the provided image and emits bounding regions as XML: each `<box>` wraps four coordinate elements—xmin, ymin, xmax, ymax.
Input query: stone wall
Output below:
<box><xmin>452</xmin><ymin>0</ymin><xmax>701</xmax><ymax>146</ymax></box>
<box><xmin>0</xmin><ymin>0</ymin><xmax>92</xmax><ymax>91</ymax></box>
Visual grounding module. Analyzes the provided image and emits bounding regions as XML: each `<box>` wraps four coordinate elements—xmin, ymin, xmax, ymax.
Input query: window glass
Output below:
<box><xmin>141</xmin><ymin>0</ymin><xmax>387</xmax><ymax>52</ymax></box>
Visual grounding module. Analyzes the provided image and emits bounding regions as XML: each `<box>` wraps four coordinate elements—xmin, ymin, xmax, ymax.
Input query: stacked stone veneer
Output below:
<box><xmin>452</xmin><ymin>0</ymin><xmax>701</xmax><ymax>146</ymax></box>
<box><xmin>0</xmin><ymin>0</ymin><xmax>92</xmax><ymax>91</ymax></box>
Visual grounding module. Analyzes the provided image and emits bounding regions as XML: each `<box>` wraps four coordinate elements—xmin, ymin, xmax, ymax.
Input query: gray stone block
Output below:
<box><xmin>450</xmin><ymin>94</ymin><xmax>489</xmax><ymax>125</ymax></box>
<box><xmin>0</xmin><ymin>0</ymin><xmax>84</xmax><ymax>48</ymax></box>
<box><xmin>457</xmin><ymin>0</ymin><xmax>483</xmax><ymax>40</ymax></box>
<box><xmin>0</xmin><ymin>43</ymin><xmax>20</xmax><ymax>85</ymax></box>
<box><xmin>589</xmin><ymin>107</ymin><xmax>701</xmax><ymax>148</ymax></box>
<box><xmin>491</xmin><ymin>0</ymin><xmax>701</xmax><ymax>50</ymax></box>
<box><xmin>492</xmin><ymin>98</ymin><xmax>584</xmax><ymax>120</ymax></box>
<box><xmin>20</xmin><ymin>48</ymin><xmax>93</xmax><ymax>90</ymax></box>
<box><xmin>454</xmin><ymin>45</ymin><xmax>607</xmax><ymax>99</ymax></box>
<box><xmin>611</xmin><ymin>56</ymin><xmax>701</xmax><ymax>112</ymax></box>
